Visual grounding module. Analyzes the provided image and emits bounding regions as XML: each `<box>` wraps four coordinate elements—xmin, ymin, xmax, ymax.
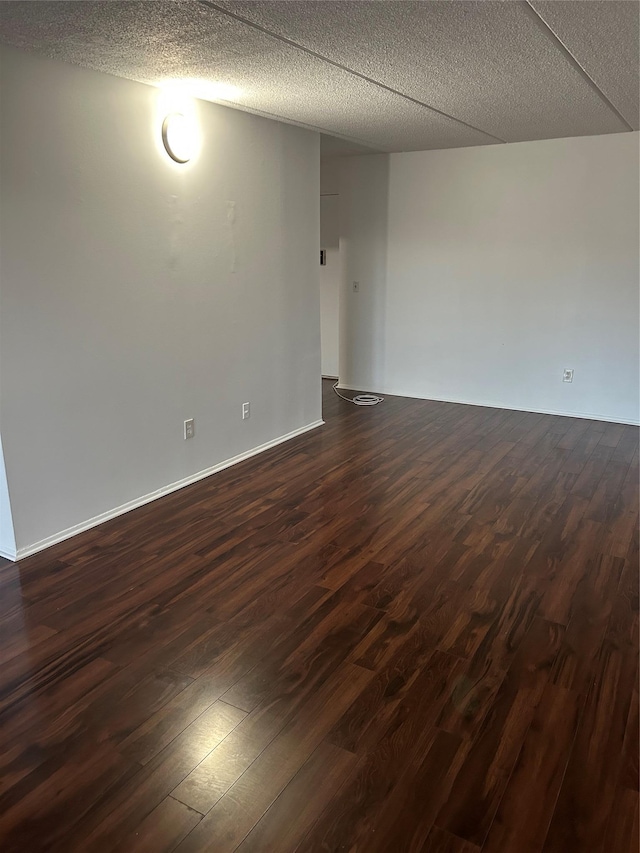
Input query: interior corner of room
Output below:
<box><xmin>0</xmin><ymin>2</ymin><xmax>638</xmax><ymax>850</ymax></box>
<box><xmin>325</xmin><ymin>133</ymin><xmax>639</xmax><ymax>423</ymax></box>
<box><xmin>0</xmin><ymin>0</ymin><xmax>638</xmax><ymax>565</ymax></box>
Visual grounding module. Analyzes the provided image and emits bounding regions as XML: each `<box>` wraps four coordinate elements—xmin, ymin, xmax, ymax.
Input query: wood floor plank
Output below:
<box><xmin>232</xmin><ymin>741</ymin><xmax>357</xmax><ymax>853</ymax></box>
<box><xmin>620</xmin><ymin>687</ymin><xmax>639</xmax><ymax>792</ymax></box>
<box><xmin>0</xmin><ymin>743</ymin><xmax>138</xmax><ymax>853</ymax></box>
<box><xmin>542</xmin><ymin>635</ymin><xmax>638</xmax><ymax>852</ymax></box>
<box><xmin>601</xmin><ymin>787</ymin><xmax>639</xmax><ymax>853</ymax></box>
<box><xmin>551</xmin><ymin>553</ymin><xmax>625</xmax><ymax>695</ymax></box>
<box><xmin>173</xmin><ymin>663</ymin><xmax>374</xmax><ymax>852</ymax></box>
<box><xmin>481</xmin><ymin>683</ymin><xmax>582</xmax><ymax>853</ymax></box>
<box><xmin>434</xmin><ymin>617</ymin><xmax>565</xmax><ymax>847</ymax></box>
<box><xmin>329</xmin><ymin>647</ymin><xmax>462</xmax><ymax>755</ymax></box>
<box><xmin>121</xmin><ymin>693</ymin><xmax>247</xmax><ymax>766</ymax></box>
<box><xmin>363</xmin><ymin>727</ymin><xmax>463</xmax><ymax>853</ymax></box>
<box><xmin>417</xmin><ymin>825</ymin><xmax>480</xmax><ymax>852</ymax></box>
<box><xmin>219</xmin><ymin>587</ymin><xmax>382</xmax><ymax>713</ymax></box>
<box><xmin>435</xmin><ymin>567</ymin><xmax>542</xmax><ymax>741</ymax></box>
<box><xmin>120</xmin><ymin>795</ymin><xmax>202</xmax><ymax>853</ymax></box>
<box><xmin>295</xmin><ymin>711</ymin><xmax>453</xmax><ymax>850</ymax></box>
<box><xmin>60</xmin><ymin>699</ymin><xmax>246</xmax><ymax>851</ymax></box>
<box><xmin>0</xmin><ymin>380</ymin><xmax>635</xmax><ymax>852</ymax></box>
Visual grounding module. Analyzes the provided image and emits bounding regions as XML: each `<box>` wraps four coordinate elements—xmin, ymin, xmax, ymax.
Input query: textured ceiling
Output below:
<box><xmin>0</xmin><ymin>1</ymin><xmax>637</xmax><ymax>156</ymax></box>
<box><xmin>529</xmin><ymin>0</ymin><xmax>639</xmax><ymax>129</ymax></box>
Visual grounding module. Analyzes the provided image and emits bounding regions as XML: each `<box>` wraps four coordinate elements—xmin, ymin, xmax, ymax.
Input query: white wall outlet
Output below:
<box><xmin>352</xmin><ymin>281</ymin><xmax>360</xmax><ymax>292</ymax></box>
<box><xmin>563</xmin><ymin>368</ymin><xmax>574</xmax><ymax>383</ymax></box>
<box><xmin>242</xmin><ymin>401</ymin><xmax>250</xmax><ymax>420</ymax></box>
<box><xmin>184</xmin><ymin>418</ymin><xmax>195</xmax><ymax>440</ymax></box>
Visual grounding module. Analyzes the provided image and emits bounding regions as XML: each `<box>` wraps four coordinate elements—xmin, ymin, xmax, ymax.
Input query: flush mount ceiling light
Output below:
<box><xmin>162</xmin><ymin>112</ymin><xmax>195</xmax><ymax>163</ymax></box>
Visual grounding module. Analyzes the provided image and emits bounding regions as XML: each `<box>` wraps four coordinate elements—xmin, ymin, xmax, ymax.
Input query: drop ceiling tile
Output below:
<box><xmin>529</xmin><ymin>0</ymin><xmax>639</xmax><ymax>129</ymax></box>
<box><xmin>0</xmin><ymin>1</ymin><xmax>497</xmax><ymax>152</ymax></box>
<box><xmin>218</xmin><ymin>0</ymin><xmax>630</xmax><ymax>142</ymax></box>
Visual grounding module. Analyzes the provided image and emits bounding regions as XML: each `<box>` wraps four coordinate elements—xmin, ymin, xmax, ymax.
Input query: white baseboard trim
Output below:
<box><xmin>0</xmin><ymin>545</ymin><xmax>17</xmax><ymax>562</ymax></box>
<box><xmin>337</xmin><ymin>383</ymin><xmax>640</xmax><ymax>426</ymax></box>
<box><xmin>13</xmin><ymin>419</ymin><xmax>325</xmax><ymax>562</ymax></box>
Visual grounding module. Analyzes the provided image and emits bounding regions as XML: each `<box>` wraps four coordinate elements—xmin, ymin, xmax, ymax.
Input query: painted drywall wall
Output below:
<box><xmin>339</xmin><ymin>133</ymin><xmax>639</xmax><ymax>424</ymax></box>
<box><xmin>320</xmin><ymin>158</ymin><xmax>341</xmax><ymax>196</ymax></box>
<box><xmin>0</xmin><ymin>45</ymin><xmax>321</xmax><ymax>556</ymax></box>
<box><xmin>320</xmin><ymin>195</ymin><xmax>340</xmax><ymax>377</ymax></box>
<box><xmin>339</xmin><ymin>155</ymin><xmax>391</xmax><ymax>393</ymax></box>
<box><xmin>0</xmin><ymin>437</ymin><xmax>17</xmax><ymax>560</ymax></box>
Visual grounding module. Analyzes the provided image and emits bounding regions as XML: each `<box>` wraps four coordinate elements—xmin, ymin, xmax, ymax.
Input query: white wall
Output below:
<box><xmin>340</xmin><ymin>155</ymin><xmax>391</xmax><ymax>393</ymax></box>
<box><xmin>320</xmin><ymin>158</ymin><xmax>341</xmax><ymax>196</ymax></box>
<box><xmin>0</xmin><ymin>45</ymin><xmax>321</xmax><ymax>557</ymax></box>
<box><xmin>340</xmin><ymin>133</ymin><xmax>640</xmax><ymax>424</ymax></box>
<box><xmin>320</xmin><ymin>195</ymin><xmax>340</xmax><ymax>377</ymax></box>
<box><xmin>0</xmin><ymin>437</ymin><xmax>17</xmax><ymax>560</ymax></box>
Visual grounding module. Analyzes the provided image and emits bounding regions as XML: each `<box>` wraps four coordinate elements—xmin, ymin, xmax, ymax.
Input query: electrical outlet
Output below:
<box><xmin>563</xmin><ymin>369</ymin><xmax>574</xmax><ymax>383</ymax></box>
<box><xmin>184</xmin><ymin>418</ymin><xmax>195</xmax><ymax>440</ymax></box>
<box><xmin>242</xmin><ymin>402</ymin><xmax>250</xmax><ymax>420</ymax></box>
<box><xmin>352</xmin><ymin>281</ymin><xmax>360</xmax><ymax>293</ymax></box>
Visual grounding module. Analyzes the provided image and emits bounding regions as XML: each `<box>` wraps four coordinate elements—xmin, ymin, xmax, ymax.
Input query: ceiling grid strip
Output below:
<box><xmin>198</xmin><ymin>0</ymin><xmax>508</xmax><ymax>144</ymax></box>
<box><xmin>524</xmin><ymin>0</ymin><xmax>634</xmax><ymax>132</ymax></box>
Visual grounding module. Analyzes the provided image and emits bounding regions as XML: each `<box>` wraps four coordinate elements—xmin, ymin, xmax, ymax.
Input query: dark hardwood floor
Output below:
<box><xmin>0</xmin><ymin>379</ymin><xmax>638</xmax><ymax>852</ymax></box>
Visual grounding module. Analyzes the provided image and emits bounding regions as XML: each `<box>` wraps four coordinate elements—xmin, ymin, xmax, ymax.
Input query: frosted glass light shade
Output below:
<box><xmin>162</xmin><ymin>113</ymin><xmax>195</xmax><ymax>163</ymax></box>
